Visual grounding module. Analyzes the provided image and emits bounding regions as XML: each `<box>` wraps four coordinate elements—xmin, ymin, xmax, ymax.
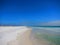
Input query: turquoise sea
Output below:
<box><xmin>31</xmin><ymin>26</ymin><xmax>60</xmax><ymax>45</ymax></box>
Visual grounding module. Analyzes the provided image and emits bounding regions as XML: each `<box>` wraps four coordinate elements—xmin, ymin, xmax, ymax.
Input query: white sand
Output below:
<box><xmin>0</xmin><ymin>26</ymin><xmax>32</xmax><ymax>45</ymax></box>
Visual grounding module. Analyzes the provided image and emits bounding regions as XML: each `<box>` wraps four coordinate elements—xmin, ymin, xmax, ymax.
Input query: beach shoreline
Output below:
<box><xmin>0</xmin><ymin>26</ymin><xmax>32</xmax><ymax>45</ymax></box>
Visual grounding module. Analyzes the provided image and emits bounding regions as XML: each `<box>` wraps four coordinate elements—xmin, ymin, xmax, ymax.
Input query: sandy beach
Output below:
<box><xmin>7</xmin><ymin>28</ymin><xmax>33</xmax><ymax>45</ymax></box>
<box><xmin>0</xmin><ymin>26</ymin><xmax>33</xmax><ymax>45</ymax></box>
<box><xmin>0</xmin><ymin>26</ymin><xmax>56</xmax><ymax>45</ymax></box>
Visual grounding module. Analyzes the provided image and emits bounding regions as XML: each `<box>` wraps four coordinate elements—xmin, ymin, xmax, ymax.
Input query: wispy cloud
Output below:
<box><xmin>40</xmin><ymin>20</ymin><xmax>60</xmax><ymax>26</ymax></box>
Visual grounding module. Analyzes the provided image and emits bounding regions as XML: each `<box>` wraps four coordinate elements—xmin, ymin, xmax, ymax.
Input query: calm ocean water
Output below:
<box><xmin>31</xmin><ymin>27</ymin><xmax>60</xmax><ymax>45</ymax></box>
<box><xmin>32</xmin><ymin>26</ymin><xmax>60</xmax><ymax>32</ymax></box>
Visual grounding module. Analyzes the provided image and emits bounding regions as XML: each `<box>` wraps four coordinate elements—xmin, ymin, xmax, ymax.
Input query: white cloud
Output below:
<box><xmin>40</xmin><ymin>20</ymin><xmax>60</xmax><ymax>26</ymax></box>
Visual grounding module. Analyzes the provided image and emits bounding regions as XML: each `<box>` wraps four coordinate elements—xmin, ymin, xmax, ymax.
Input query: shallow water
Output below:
<box><xmin>31</xmin><ymin>27</ymin><xmax>60</xmax><ymax>45</ymax></box>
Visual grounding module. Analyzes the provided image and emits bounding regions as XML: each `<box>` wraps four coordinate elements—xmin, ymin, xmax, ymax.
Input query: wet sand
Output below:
<box><xmin>17</xmin><ymin>30</ymin><xmax>33</xmax><ymax>45</ymax></box>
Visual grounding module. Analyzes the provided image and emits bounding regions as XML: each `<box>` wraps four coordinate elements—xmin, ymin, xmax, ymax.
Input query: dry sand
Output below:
<box><xmin>7</xmin><ymin>29</ymin><xmax>33</xmax><ymax>45</ymax></box>
<box><xmin>0</xmin><ymin>26</ymin><xmax>33</xmax><ymax>45</ymax></box>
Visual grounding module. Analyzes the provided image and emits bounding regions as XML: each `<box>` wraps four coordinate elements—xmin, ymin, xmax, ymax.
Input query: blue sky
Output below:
<box><xmin>0</xmin><ymin>0</ymin><xmax>60</xmax><ymax>25</ymax></box>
